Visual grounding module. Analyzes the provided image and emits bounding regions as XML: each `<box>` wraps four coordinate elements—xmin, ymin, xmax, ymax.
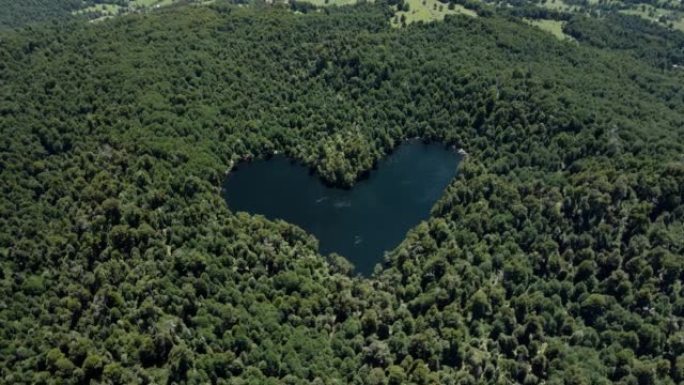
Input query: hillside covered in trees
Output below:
<box><xmin>0</xmin><ymin>0</ymin><xmax>209</xmax><ymax>29</ymax></box>
<box><xmin>0</xmin><ymin>0</ymin><xmax>83</xmax><ymax>29</ymax></box>
<box><xmin>0</xmin><ymin>1</ymin><xmax>683</xmax><ymax>384</ymax></box>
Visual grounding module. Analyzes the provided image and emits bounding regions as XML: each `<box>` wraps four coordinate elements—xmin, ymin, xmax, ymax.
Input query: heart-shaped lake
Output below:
<box><xmin>222</xmin><ymin>141</ymin><xmax>461</xmax><ymax>275</ymax></box>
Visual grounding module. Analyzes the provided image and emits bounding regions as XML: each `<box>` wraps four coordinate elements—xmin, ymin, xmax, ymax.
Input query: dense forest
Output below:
<box><xmin>562</xmin><ymin>13</ymin><xmax>684</xmax><ymax>68</ymax></box>
<box><xmin>0</xmin><ymin>0</ymin><xmax>82</xmax><ymax>29</ymax></box>
<box><xmin>0</xmin><ymin>1</ymin><xmax>683</xmax><ymax>384</ymax></box>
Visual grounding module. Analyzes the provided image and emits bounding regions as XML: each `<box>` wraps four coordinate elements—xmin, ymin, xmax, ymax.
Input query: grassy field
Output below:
<box><xmin>621</xmin><ymin>6</ymin><xmax>664</xmax><ymax>20</ymax></box>
<box><xmin>585</xmin><ymin>0</ymin><xmax>621</xmax><ymax>5</ymax></box>
<box><xmin>672</xmin><ymin>17</ymin><xmax>684</xmax><ymax>31</ymax></box>
<box><xmin>75</xmin><ymin>0</ymin><xmax>214</xmax><ymax>21</ymax></box>
<box><xmin>71</xmin><ymin>0</ymin><xmax>684</xmax><ymax>32</ymax></box>
<box><xmin>391</xmin><ymin>0</ymin><xmax>476</xmax><ymax>26</ymax></box>
<box><xmin>524</xmin><ymin>18</ymin><xmax>573</xmax><ymax>40</ymax></box>
<box><xmin>536</xmin><ymin>0</ymin><xmax>684</xmax><ymax>33</ymax></box>
<box><xmin>300</xmin><ymin>0</ymin><xmax>361</xmax><ymax>6</ymax></box>
<box><xmin>76</xmin><ymin>3</ymin><xmax>123</xmax><ymax>16</ymax></box>
<box><xmin>620</xmin><ymin>6</ymin><xmax>684</xmax><ymax>32</ymax></box>
<box><xmin>132</xmin><ymin>0</ymin><xmax>175</xmax><ymax>6</ymax></box>
<box><xmin>539</xmin><ymin>0</ymin><xmax>571</xmax><ymax>12</ymax></box>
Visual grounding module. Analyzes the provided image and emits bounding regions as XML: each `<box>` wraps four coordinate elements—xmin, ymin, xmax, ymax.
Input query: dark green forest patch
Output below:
<box><xmin>0</xmin><ymin>3</ymin><xmax>683</xmax><ymax>384</ymax></box>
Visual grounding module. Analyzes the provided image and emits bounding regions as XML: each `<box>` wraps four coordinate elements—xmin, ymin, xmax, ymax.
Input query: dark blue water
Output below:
<box><xmin>222</xmin><ymin>142</ymin><xmax>461</xmax><ymax>275</ymax></box>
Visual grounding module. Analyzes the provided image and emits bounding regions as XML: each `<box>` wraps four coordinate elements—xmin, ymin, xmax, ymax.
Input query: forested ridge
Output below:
<box><xmin>0</xmin><ymin>0</ymin><xmax>83</xmax><ymax>30</ymax></box>
<box><xmin>1</xmin><ymin>2</ymin><xmax>683</xmax><ymax>384</ymax></box>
